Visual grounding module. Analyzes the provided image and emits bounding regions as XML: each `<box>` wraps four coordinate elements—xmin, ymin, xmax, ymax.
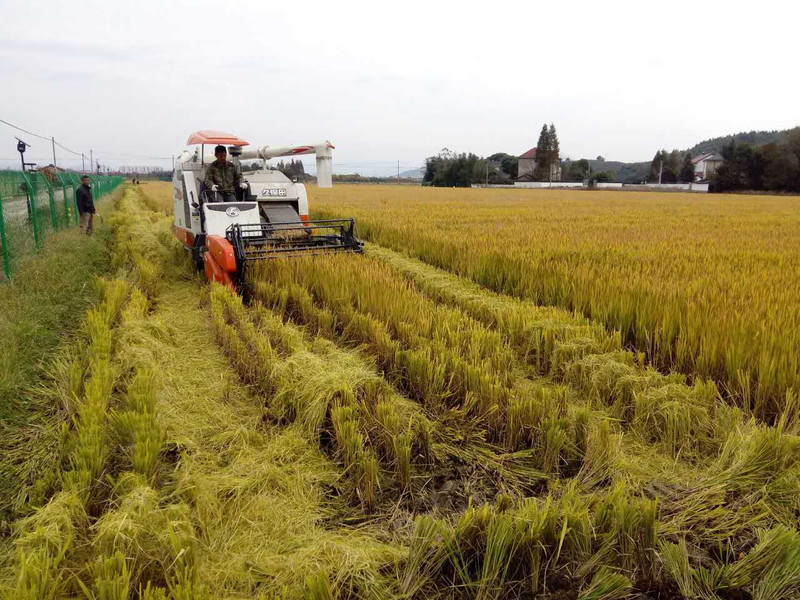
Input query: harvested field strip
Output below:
<box><xmin>108</xmin><ymin>189</ymin><xmax>407</xmax><ymax>597</ymax></box>
<box><xmin>149</xmin><ymin>282</ymin><xmax>405</xmax><ymax>597</ymax></box>
<box><xmin>3</xmin><ymin>187</ymin><xmax>408</xmax><ymax>598</ymax></box>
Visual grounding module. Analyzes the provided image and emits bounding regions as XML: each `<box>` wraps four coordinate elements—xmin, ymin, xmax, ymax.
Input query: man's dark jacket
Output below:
<box><xmin>76</xmin><ymin>184</ymin><xmax>95</xmax><ymax>214</ymax></box>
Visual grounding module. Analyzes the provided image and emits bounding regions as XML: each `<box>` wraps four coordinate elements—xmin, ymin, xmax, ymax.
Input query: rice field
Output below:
<box><xmin>4</xmin><ymin>182</ymin><xmax>800</xmax><ymax>600</ymax></box>
<box><xmin>311</xmin><ymin>185</ymin><xmax>800</xmax><ymax>421</ymax></box>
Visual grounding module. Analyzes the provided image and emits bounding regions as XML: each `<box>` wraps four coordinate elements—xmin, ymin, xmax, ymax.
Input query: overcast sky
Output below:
<box><xmin>1</xmin><ymin>0</ymin><xmax>797</xmax><ymax>175</ymax></box>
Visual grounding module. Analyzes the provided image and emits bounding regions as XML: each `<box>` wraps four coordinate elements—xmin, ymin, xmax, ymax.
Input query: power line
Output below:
<box><xmin>0</xmin><ymin>118</ymin><xmax>52</xmax><ymax>143</ymax></box>
<box><xmin>53</xmin><ymin>140</ymin><xmax>82</xmax><ymax>156</ymax></box>
<box><xmin>94</xmin><ymin>150</ymin><xmax>172</xmax><ymax>160</ymax></box>
<box><xmin>0</xmin><ymin>156</ymin><xmax>83</xmax><ymax>161</ymax></box>
<box><xmin>1</xmin><ymin>118</ymin><xmax>171</xmax><ymax>167</ymax></box>
<box><xmin>2</xmin><ymin>119</ymin><xmax>419</xmax><ymax>169</ymax></box>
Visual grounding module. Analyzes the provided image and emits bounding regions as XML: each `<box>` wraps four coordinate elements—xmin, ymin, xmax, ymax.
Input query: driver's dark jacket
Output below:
<box><xmin>204</xmin><ymin>159</ymin><xmax>241</xmax><ymax>193</ymax></box>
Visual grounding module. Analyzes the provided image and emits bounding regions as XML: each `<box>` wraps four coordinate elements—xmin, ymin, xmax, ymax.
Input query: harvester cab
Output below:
<box><xmin>173</xmin><ymin>130</ymin><xmax>363</xmax><ymax>287</ymax></box>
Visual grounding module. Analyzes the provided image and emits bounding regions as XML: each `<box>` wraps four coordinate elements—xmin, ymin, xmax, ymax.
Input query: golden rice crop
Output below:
<box><xmin>310</xmin><ymin>184</ymin><xmax>800</xmax><ymax>420</ymax></box>
<box><xmin>136</xmin><ymin>182</ymin><xmax>173</xmax><ymax>215</ymax></box>
<box><xmin>244</xmin><ymin>240</ymin><xmax>800</xmax><ymax>597</ymax></box>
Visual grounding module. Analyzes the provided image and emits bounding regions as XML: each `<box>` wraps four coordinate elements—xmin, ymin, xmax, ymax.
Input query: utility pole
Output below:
<box><xmin>90</xmin><ymin>150</ymin><xmax>93</xmax><ymax>175</ymax></box>
<box><xmin>51</xmin><ymin>137</ymin><xmax>57</xmax><ymax>169</ymax></box>
<box><xmin>81</xmin><ymin>153</ymin><xmax>85</xmax><ymax>174</ymax></box>
<box><xmin>658</xmin><ymin>160</ymin><xmax>663</xmax><ymax>185</ymax></box>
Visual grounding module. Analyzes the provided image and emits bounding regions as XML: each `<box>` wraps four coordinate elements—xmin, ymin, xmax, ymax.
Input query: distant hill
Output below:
<box><xmin>398</xmin><ymin>168</ymin><xmax>423</xmax><ymax>179</ymax></box>
<box><xmin>586</xmin><ymin>159</ymin><xmax>650</xmax><ymax>184</ymax></box>
<box><xmin>583</xmin><ymin>127</ymin><xmax>797</xmax><ymax>183</ymax></box>
<box><xmin>687</xmin><ymin>130</ymin><xmax>786</xmax><ymax>156</ymax></box>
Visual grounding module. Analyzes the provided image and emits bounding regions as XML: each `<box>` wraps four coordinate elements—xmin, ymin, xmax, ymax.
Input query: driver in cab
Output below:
<box><xmin>204</xmin><ymin>145</ymin><xmax>248</xmax><ymax>202</ymax></box>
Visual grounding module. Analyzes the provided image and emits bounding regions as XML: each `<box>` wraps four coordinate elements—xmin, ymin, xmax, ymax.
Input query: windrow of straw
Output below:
<box><xmin>365</xmin><ymin>244</ymin><xmax>789</xmax><ymax>461</ymax></box>
<box><xmin>248</xmin><ymin>257</ymin><xmax>616</xmax><ymax>485</ymax></box>
<box><xmin>402</xmin><ymin>484</ymin><xmax>800</xmax><ymax>600</ymax></box>
<box><xmin>107</xmin><ymin>187</ymin><xmax>407</xmax><ymax>597</ymax></box>
<box><xmin>209</xmin><ymin>282</ymin><xmax>429</xmax><ymax>507</ymax></box>
<box><xmin>311</xmin><ymin>185</ymin><xmax>800</xmax><ymax>421</ymax></box>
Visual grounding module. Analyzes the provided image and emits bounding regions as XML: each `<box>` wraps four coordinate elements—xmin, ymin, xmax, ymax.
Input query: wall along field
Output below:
<box><xmin>3</xmin><ymin>181</ymin><xmax>800</xmax><ymax>599</ymax></box>
<box><xmin>312</xmin><ymin>185</ymin><xmax>800</xmax><ymax>421</ymax></box>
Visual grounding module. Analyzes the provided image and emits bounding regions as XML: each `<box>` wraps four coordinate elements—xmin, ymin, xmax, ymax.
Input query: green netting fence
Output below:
<box><xmin>0</xmin><ymin>170</ymin><xmax>124</xmax><ymax>281</ymax></box>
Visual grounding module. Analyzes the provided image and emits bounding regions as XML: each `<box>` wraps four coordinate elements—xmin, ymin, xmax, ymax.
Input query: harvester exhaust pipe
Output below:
<box><xmin>315</xmin><ymin>145</ymin><xmax>333</xmax><ymax>188</ymax></box>
<box><xmin>239</xmin><ymin>141</ymin><xmax>335</xmax><ymax>188</ymax></box>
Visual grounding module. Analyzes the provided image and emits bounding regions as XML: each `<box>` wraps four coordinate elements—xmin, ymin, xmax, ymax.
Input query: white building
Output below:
<box><xmin>691</xmin><ymin>152</ymin><xmax>723</xmax><ymax>181</ymax></box>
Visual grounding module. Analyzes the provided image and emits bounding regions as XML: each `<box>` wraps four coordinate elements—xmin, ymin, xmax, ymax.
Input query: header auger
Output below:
<box><xmin>172</xmin><ymin>130</ymin><xmax>363</xmax><ymax>288</ymax></box>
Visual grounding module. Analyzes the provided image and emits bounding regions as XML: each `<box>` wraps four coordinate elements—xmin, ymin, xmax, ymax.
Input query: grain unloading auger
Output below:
<box><xmin>172</xmin><ymin>131</ymin><xmax>363</xmax><ymax>287</ymax></box>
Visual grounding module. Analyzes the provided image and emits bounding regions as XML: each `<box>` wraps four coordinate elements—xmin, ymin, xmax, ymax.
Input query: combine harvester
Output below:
<box><xmin>173</xmin><ymin>130</ymin><xmax>363</xmax><ymax>287</ymax></box>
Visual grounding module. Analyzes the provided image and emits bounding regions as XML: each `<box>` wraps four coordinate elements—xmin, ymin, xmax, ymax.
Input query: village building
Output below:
<box><xmin>517</xmin><ymin>147</ymin><xmax>561</xmax><ymax>181</ymax></box>
<box><xmin>691</xmin><ymin>152</ymin><xmax>723</xmax><ymax>181</ymax></box>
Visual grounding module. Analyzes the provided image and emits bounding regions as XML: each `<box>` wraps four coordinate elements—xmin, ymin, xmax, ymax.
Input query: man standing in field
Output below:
<box><xmin>204</xmin><ymin>145</ymin><xmax>246</xmax><ymax>202</ymax></box>
<box><xmin>76</xmin><ymin>175</ymin><xmax>96</xmax><ymax>235</ymax></box>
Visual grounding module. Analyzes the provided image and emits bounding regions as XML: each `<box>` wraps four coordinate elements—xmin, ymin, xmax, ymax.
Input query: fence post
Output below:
<box><xmin>70</xmin><ymin>174</ymin><xmax>79</xmax><ymax>226</ymax></box>
<box><xmin>20</xmin><ymin>171</ymin><xmax>41</xmax><ymax>249</ymax></box>
<box><xmin>56</xmin><ymin>173</ymin><xmax>70</xmax><ymax>227</ymax></box>
<box><xmin>43</xmin><ymin>175</ymin><xmax>58</xmax><ymax>230</ymax></box>
<box><xmin>0</xmin><ymin>193</ymin><xmax>10</xmax><ymax>280</ymax></box>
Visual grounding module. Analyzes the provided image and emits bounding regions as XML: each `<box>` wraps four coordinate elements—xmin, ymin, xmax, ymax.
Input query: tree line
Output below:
<box><xmin>712</xmin><ymin>130</ymin><xmax>800</xmax><ymax>193</ymax></box>
<box><xmin>421</xmin><ymin>125</ymin><xmax>800</xmax><ymax>192</ymax></box>
<box><xmin>423</xmin><ymin>123</ymin><xmax>562</xmax><ymax>187</ymax></box>
<box><xmin>240</xmin><ymin>159</ymin><xmax>307</xmax><ymax>181</ymax></box>
<box><xmin>647</xmin><ymin>150</ymin><xmax>696</xmax><ymax>184</ymax></box>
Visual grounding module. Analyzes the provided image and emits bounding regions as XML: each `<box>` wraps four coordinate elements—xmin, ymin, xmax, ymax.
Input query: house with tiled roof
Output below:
<box><xmin>691</xmin><ymin>152</ymin><xmax>724</xmax><ymax>181</ymax></box>
<box><xmin>517</xmin><ymin>147</ymin><xmax>561</xmax><ymax>181</ymax></box>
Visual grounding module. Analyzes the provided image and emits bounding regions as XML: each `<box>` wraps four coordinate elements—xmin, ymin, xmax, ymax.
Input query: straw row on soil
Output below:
<box><xmin>311</xmin><ymin>185</ymin><xmax>800</xmax><ymax>421</ymax></box>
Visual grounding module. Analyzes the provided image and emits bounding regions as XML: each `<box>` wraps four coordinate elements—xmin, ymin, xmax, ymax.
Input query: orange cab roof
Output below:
<box><xmin>186</xmin><ymin>130</ymin><xmax>249</xmax><ymax>146</ymax></box>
